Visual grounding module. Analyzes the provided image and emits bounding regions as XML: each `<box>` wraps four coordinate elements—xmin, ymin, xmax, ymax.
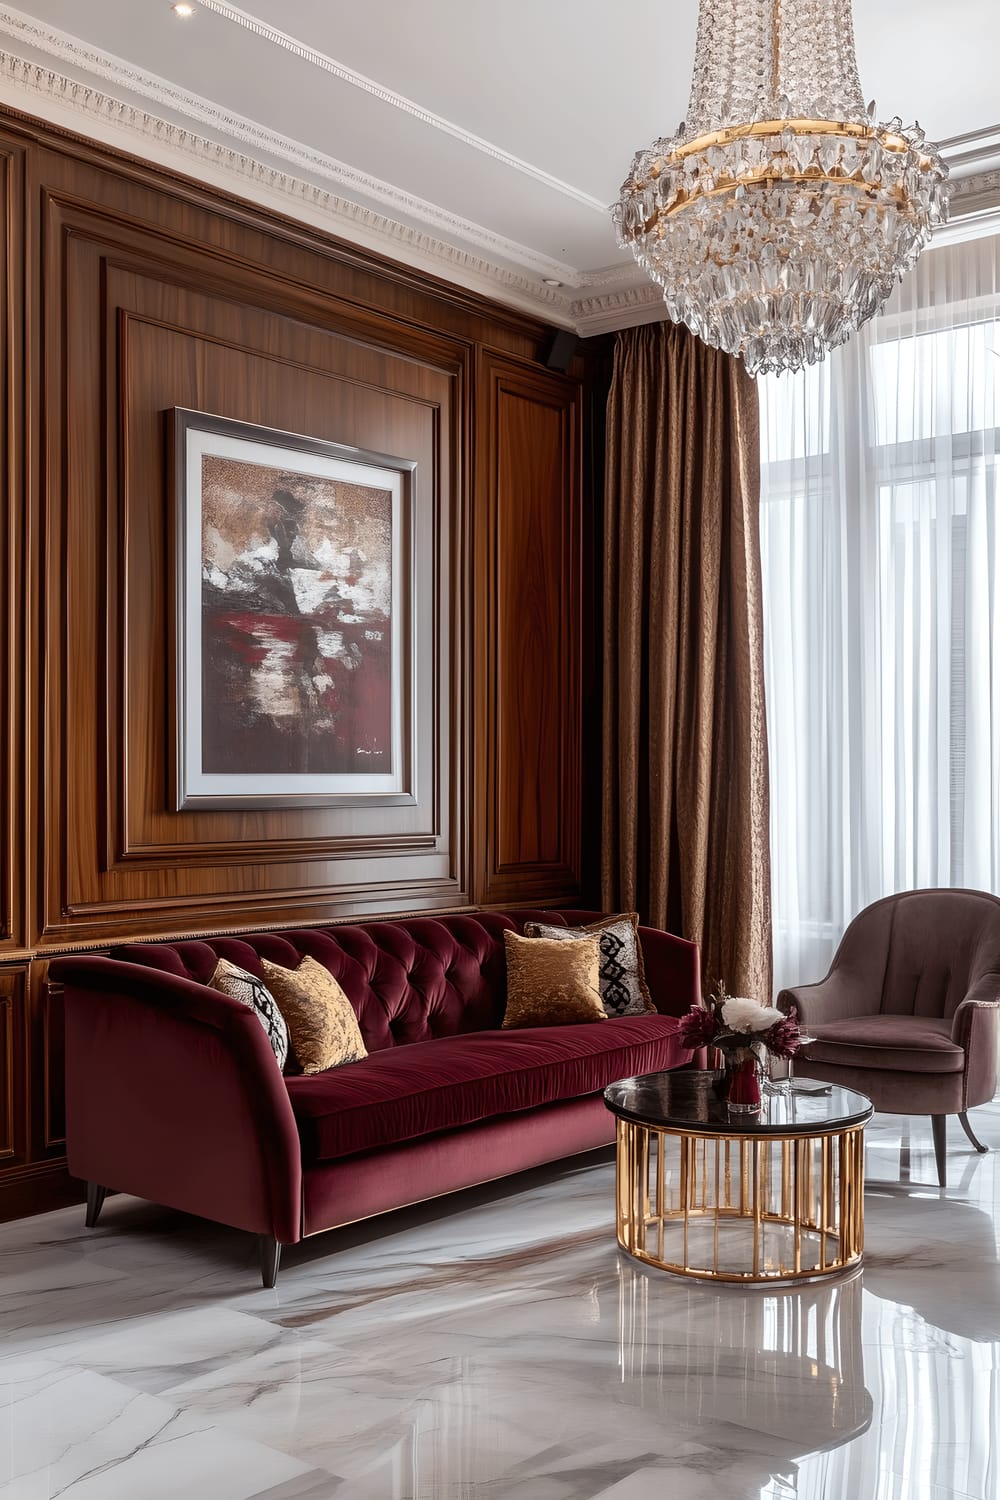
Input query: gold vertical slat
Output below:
<box><xmin>838</xmin><ymin>1129</ymin><xmax>852</xmax><ymax>1263</ymax></box>
<box><xmin>752</xmin><ymin>1138</ymin><xmax>761</xmax><ymax>1277</ymax></box>
<box><xmin>805</xmin><ymin>1135</ymin><xmax>815</xmax><ymax>1231</ymax></box>
<box><xmin>839</xmin><ymin>1127</ymin><xmax>865</xmax><ymax>1264</ymax></box>
<box><xmin>740</xmin><ymin>1138</ymin><xmax>749</xmax><ymax>1215</ymax></box>
<box><xmin>713</xmin><ymin>1135</ymin><xmax>721</xmax><ymax>1274</ymax></box>
<box><xmin>819</xmin><ymin>1136</ymin><xmax>830</xmax><ymax>1269</ymax></box>
<box><xmin>617</xmin><ymin>1122</ymin><xmax>629</xmax><ymax>1249</ymax></box>
<box><xmin>781</xmin><ymin>1138</ymin><xmax>791</xmax><ymax>1221</ymax></box>
<box><xmin>656</xmin><ymin>1131</ymin><xmax>665</xmax><ymax>1266</ymax></box>
<box><xmin>626</xmin><ymin>1128</ymin><xmax>632</xmax><ymax>1254</ymax></box>
<box><xmin>761</xmin><ymin>1138</ymin><xmax>769</xmax><ymax>1222</ymax></box>
<box><xmin>682</xmin><ymin>1135</ymin><xmax>691</xmax><ymax>1271</ymax></box>
<box><xmin>638</xmin><ymin>1129</ymin><xmax>650</xmax><ymax>1254</ymax></box>
<box><xmin>848</xmin><ymin>1129</ymin><xmax>858</xmax><ymax>1262</ymax></box>
<box><xmin>679</xmin><ymin>1127</ymin><xmax>689</xmax><ymax>1216</ymax></box>
<box><xmin>725</xmin><ymin>1137</ymin><xmax>732</xmax><ymax>1208</ymax></box>
<box><xmin>793</xmin><ymin>1138</ymin><xmax>805</xmax><ymax>1273</ymax></box>
<box><xmin>851</xmin><ymin>1128</ymin><xmax>863</xmax><ymax>1260</ymax></box>
<box><xmin>857</xmin><ymin>1128</ymin><xmax>866</xmax><ymax>1255</ymax></box>
<box><xmin>623</xmin><ymin>1122</ymin><xmax>632</xmax><ymax>1253</ymax></box>
<box><xmin>826</xmin><ymin>1132</ymin><xmax>836</xmax><ymax>1229</ymax></box>
<box><xmin>630</xmin><ymin>1123</ymin><xmax>641</xmax><ymax>1254</ymax></box>
<box><xmin>854</xmin><ymin>1128</ymin><xmax>865</xmax><ymax>1258</ymax></box>
<box><xmin>852</xmin><ymin>1129</ymin><xmax>860</xmax><ymax>1258</ymax></box>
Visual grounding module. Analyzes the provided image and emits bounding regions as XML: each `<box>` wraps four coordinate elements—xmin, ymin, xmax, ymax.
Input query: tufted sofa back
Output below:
<box><xmin>111</xmin><ymin>909</ymin><xmax>590</xmax><ymax>1054</ymax></box>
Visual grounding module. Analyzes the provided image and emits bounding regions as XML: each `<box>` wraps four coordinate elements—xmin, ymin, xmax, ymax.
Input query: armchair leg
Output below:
<box><xmin>85</xmin><ymin>1182</ymin><xmax>108</xmax><ymax>1228</ymax></box>
<box><xmin>958</xmin><ymin>1111</ymin><xmax>989</xmax><ymax>1154</ymax></box>
<box><xmin>931</xmin><ymin>1115</ymin><xmax>947</xmax><ymax>1188</ymax></box>
<box><xmin>258</xmin><ymin>1235</ymin><xmax>281</xmax><ymax>1289</ymax></box>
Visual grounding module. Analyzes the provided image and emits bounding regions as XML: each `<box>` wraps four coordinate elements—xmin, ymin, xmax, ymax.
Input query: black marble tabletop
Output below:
<box><xmin>603</xmin><ymin>1068</ymin><xmax>874</xmax><ymax>1136</ymax></box>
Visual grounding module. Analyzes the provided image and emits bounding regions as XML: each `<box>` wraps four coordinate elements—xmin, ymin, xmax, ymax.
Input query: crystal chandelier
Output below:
<box><xmin>613</xmin><ymin>0</ymin><xmax>950</xmax><ymax>375</ymax></box>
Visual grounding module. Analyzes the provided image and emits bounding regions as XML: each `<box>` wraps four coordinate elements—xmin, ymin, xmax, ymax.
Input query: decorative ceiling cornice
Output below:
<box><xmin>0</xmin><ymin>8</ymin><xmax>584</xmax><ymax>290</ymax></box>
<box><xmin>571</xmin><ymin>284</ymin><xmax>666</xmax><ymax>337</ymax></box>
<box><xmin>0</xmin><ymin>47</ymin><xmax>595</xmax><ymax>329</ymax></box>
<box><xmin>951</xmin><ymin>166</ymin><xmax>1000</xmax><ymax>204</ymax></box>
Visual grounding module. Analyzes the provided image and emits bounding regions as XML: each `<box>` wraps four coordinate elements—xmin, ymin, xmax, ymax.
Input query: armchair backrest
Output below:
<box><xmin>833</xmin><ymin>889</ymin><xmax>1000</xmax><ymax>1020</ymax></box>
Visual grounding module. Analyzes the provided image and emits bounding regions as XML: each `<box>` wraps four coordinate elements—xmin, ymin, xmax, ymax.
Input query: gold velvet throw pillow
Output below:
<box><xmin>523</xmin><ymin>912</ymin><xmax>656</xmax><ymax>1018</ymax></box>
<box><xmin>502</xmin><ymin>930</ymin><xmax>606</xmax><ymax>1029</ymax></box>
<box><xmin>260</xmin><ymin>955</ymin><xmax>368</xmax><ymax>1074</ymax></box>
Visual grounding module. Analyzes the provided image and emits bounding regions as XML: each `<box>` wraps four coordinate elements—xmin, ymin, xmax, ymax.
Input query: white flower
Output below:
<box><xmin>721</xmin><ymin>996</ymin><xmax>784</xmax><ymax>1034</ymax></box>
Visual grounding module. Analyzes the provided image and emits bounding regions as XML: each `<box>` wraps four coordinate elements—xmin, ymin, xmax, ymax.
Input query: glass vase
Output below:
<box><xmin>725</xmin><ymin>1052</ymin><xmax>762</xmax><ymax>1115</ymax></box>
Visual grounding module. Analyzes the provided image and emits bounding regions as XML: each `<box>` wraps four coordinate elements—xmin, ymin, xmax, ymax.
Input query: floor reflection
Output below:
<box><xmin>1</xmin><ymin>1106</ymin><xmax>1000</xmax><ymax>1497</ymax></box>
<box><xmin>617</xmin><ymin>1260</ymin><xmax>871</xmax><ymax>1448</ymax></box>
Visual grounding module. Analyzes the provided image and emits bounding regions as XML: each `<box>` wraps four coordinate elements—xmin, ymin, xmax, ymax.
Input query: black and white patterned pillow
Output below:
<box><xmin>209</xmin><ymin>957</ymin><xmax>290</xmax><ymax>1069</ymax></box>
<box><xmin>523</xmin><ymin>913</ymin><xmax>655</xmax><ymax>1018</ymax></box>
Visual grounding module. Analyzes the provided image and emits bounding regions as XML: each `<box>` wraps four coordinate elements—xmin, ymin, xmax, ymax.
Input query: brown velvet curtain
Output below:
<box><xmin>601</xmin><ymin>321</ymin><xmax>772</xmax><ymax>1001</ymax></box>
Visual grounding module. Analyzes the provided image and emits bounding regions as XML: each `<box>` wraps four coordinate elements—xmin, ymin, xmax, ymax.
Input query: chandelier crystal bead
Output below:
<box><xmin>614</xmin><ymin>0</ymin><xmax>950</xmax><ymax>375</ymax></box>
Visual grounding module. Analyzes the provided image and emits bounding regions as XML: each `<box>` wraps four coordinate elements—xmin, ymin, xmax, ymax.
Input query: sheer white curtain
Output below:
<box><xmin>759</xmin><ymin>235</ymin><xmax>1000</xmax><ymax>994</ymax></box>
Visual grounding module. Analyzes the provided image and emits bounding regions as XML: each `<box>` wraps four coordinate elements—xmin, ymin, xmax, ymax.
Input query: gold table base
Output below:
<box><xmin>615</xmin><ymin>1117</ymin><xmax>866</xmax><ymax>1283</ymax></box>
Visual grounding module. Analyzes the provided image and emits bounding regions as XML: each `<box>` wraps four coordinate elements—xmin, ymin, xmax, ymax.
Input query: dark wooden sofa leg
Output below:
<box><xmin>931</xmin><ymin>1115</ymin><xmax>947</xmax><ymax>1187</ymax></box>
<box><xmin>258</xmin><ymin>1235</ymin><xmax>281</xmax><ymax>1289</ymax></box>
<box><xmin>85</xmin><ymin>1182</ymin><xmax>108</xmax><ymax>1228</ymax></box>
<box><xmin>959</xmin><ymin>1110</ymin><xmax>989</xmax><ymax>1154</ymax></box>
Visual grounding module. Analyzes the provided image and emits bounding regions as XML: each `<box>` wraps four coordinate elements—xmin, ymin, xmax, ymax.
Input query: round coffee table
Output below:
<box><xmin>604</xmin><ymin>1069</ymin><xmax>873</xmax><ymax>1284</ymax></box>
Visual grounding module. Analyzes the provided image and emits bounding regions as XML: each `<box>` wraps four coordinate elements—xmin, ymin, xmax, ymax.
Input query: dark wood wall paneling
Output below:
<box><xmin>476</xmin><ymin>354</ymin><xmax>581</xmax><ymax>905</ymax></box>
<box><xmin>0</xmin><ymin>106</ymin><xmax>585</xmax><ymax>1219</ymax></box>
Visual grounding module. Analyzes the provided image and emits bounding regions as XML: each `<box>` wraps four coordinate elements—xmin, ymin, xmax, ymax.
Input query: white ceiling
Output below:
<box><xmin>0</xmin><ymin>0</ymin><xmax>997</xmax><ymax>332</ymax></box>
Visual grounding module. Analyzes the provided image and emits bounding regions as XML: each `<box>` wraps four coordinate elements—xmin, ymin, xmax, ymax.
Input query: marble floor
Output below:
<box><xmin>3</xmin><ymin>1107</ymin><xmax>1000</xmax><ymax>1500</ymax></box>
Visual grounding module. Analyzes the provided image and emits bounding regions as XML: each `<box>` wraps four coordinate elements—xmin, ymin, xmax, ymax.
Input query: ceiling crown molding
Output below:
<box><xmin>940</xmin><ymin>123</ymin><xmax>1000</xmax><ymax>176</ymax></box>
<box><xmin>950</xmin><ymin>166</ymin><xmax>1000</xmax><ymax>214</ymax></box>
<box><xmin>0</xmin><ymin>47</ymin><xmax>592</xmax><ymax>325</ymax></box>
<box><xmin>0</xmin><ymin>8</ymin><xmax>585</xmax><ymax>288</ymax></box>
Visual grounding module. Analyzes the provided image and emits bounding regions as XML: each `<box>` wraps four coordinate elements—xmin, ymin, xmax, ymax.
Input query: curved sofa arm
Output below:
<box><xmin>637</xmin><ymin>927</ymin><xmax>701</xmax><ymax>1018</ymax></box>
<box><xmin>777</xmin><ymin>972</ymin><xmax>879</xmax><ymax>1029</ymax></box>
<box><xmin>951</xmin><ymin>980</ymin><xmax>1000</xmax><ymax>1110</ymax></box>
<box><xmin>50</xmin><ymin>956</ymin><xmax>302</xmax><ymax>1244</ymax></box>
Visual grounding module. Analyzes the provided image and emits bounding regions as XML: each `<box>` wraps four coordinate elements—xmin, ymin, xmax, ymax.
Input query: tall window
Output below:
<box><xmin>759</xmin><ymin>235</ymin><xmax>1000</xmax><ymax>992</ymax></box>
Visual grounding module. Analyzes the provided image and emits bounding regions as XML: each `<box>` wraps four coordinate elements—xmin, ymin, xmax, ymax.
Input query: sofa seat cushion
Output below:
<box><xmin>804</xmin><ymin>1015</ymin><xmax>965</xmax><ymax>1074</ymax></box>
<box><xmin>287</xmin><ymin>1014</ymin><xmax>692</xmax><ymax>1164</ymax></box>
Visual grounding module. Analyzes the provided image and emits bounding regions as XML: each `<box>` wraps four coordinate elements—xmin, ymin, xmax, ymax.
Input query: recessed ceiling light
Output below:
<box><xmin>172</xmin><ymin>3</ymin><xmax>195</xmax><ymax>15</ymax></box>
<box><xmin>543</xmin><ymin>278</ymin><xmax>562</xmax><ymax>287</ymax></box>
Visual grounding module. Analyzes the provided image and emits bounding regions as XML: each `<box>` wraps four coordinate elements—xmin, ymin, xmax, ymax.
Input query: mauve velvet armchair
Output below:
<box><xmin>778</xmin><ymin>889</ymin><xmax>1000</xmax><ymax>1187</ymax></box>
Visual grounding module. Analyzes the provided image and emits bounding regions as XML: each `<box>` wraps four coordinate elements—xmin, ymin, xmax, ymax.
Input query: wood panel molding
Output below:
<box><xmin>0</xmin><ymin>1160</ymin><xmax>85</xmax><ymax>1225</ymax></box>
<box><xmin>0</xmin><ymin>969</ymin><xmax>26</xmax><ymax>1166</ymax></box>
<box><xmin>0</xmin><ymin>992</ymin><xmax>13</xmax><ymax>1159</ymax></box>
<box><xmin>40</xmin><ymin>977</ymin><xmax>65</xmax><ymax>1151</ymax></box>
<box><xmin>39</xmin><ymin>201</ymin><xmax>470</xmax><ymax>943</ymax></box>
<box><xmin>0</xmin><ymin>144</ymin><xmax>24</xmax><ymax>954</ymax></box>
<box><xmin>475</xmin><ymin>352</ymin><xmax>583</xmax><ymax>907</ymax></box>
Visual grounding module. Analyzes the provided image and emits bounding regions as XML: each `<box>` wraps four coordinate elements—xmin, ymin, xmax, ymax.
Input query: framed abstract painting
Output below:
<box><xmin>170</xmin><ymin>408</ymin><xmax>416</xmax><ymax>810</ymax></box>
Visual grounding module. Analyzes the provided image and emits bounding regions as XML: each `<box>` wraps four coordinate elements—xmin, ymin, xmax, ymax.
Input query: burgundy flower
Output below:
<box><xmin>761</xmin><ymin>1012</ymin><xmax>801</xmax><ymax>1059</ymax></box>
<box><xmin>677</xmin><ymin>1005</ymin><xmax>719</xmax><ymax>1048</ymax></box>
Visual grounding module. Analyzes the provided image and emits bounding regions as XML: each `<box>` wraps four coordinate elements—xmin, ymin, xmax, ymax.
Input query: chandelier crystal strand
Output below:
<box><xmin>614</xmin><ymin>0</ymin><xmax>950</xmax><ymax>375</ymax></box>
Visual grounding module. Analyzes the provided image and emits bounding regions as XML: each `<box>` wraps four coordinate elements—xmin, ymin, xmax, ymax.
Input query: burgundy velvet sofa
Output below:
<box><xmin>51</xmin><ymin>909</ymin><xmax>700</xmax><ymax>1285</ymax></box>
